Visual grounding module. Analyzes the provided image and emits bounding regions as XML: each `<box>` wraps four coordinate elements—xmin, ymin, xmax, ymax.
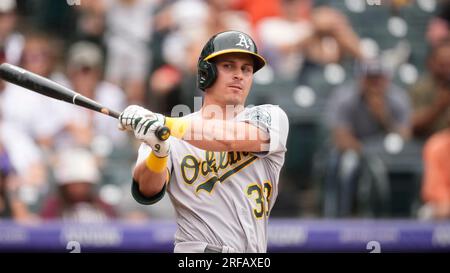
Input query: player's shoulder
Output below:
<box><xmin>244</xmin><ymin>104</ymin><xmax>289</xmax><ymax>125</ymax></box>
<box><xmin>245</xmin><ymin>104</ymin><xmax>287</xmax><ymax>115</ymax></box>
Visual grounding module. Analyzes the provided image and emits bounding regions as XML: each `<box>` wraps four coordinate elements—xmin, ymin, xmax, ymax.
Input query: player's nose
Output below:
<box><xmin>233</xmin><ymin>69</ymin><xmax>244</xmax><ymax>81</ymax></box>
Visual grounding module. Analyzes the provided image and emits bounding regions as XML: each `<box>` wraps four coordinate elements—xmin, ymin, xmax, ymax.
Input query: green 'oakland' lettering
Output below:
<box><xmin>180</xmin><ymin>155</ymin><xmax>199</xmax><ymax>184</ymax></box>
<box><xmin>200</xmin><ymin>151</ymin><xmax>218</xmax><ymax>176</ymax></box>
<box><xmin>180</xmin><ymin>151</ymin><xmax>257</xmax><ymax>193</ymax></box>
<box><xmin>196</xmin><ymin>156</ymin><xmax>258</xmax><ymax>193</ymax></box>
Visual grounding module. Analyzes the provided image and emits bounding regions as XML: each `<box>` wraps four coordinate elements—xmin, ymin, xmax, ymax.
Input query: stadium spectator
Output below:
<box><xmin>40</xmin><ymin>148</ymin><xmax>116</xmax><ymax>222</ymax></box>
<box><xmin>61</xmin><ymin>41</ymin><xmax>127</xmax><ymax>150</ymax></box>
<box><xmin>0</xmin><ymin>138</ymin><xmax>42</xmax><ymax>223</ymax></box>
<box><xmin>152</xmin><ymin>0</ymin><xmax>252</xmax><ymax>112</ymax></box>
<box><xmin>0</xmin><ymin>145</ymin><xmax>20</xmax><ymax>219</ymax></box>
<box><xmin>0</xmin><ymin>140</ymin><xmax>38</xmax><ymax>222</ymax></box>
<box><xmin>256</xmin><ymin>0</ymin><xmax>314</xmax><ymax>80</ymax></box>
<box><xmin>0</xmin><ymin>0</ymin><xmax>24</xmax><ymax>65</ymax></box>
<box><xmin>72</xmin><ymin>0</ymin><xmax>107</xmax><ymax>47</ymax></box>
<box><xmin>257</xmin><ymin>0</ymin><xmax>363</xmax><ymax>81</ymax></box>
<box><xmin>0</xmin><ymin>120</ymin><xmax>47</xmax><ymax>216</ymax></box>
<box><xmin>410</xmin><ymin>39</ymin><xmax>450</xmax><ymax>140</ymax></box>
<box><xmin>0</xmin><ymin>49</ymin><xmax>48</xmax><ymax>211</ymax></box>
<box><xmin>151</xmin><ymin>0</ymin><xmax>211</xmax><ymax>112</ymax></box>
<box><xmin>426</xmin><ymin>0</ymin><xmax>450</xmax><ymax>47</ymax></box>
<box><xmin>0</xmin><ymin>32</ymin><xmax>69</xmax><ymax>150</ymax></box>
<box><xmin>324</xmin><ymin>58</ymin><xmax>411</xmax><ymax>217</ymax></box>
<box><xmin>104</xmin><ymin>0</ymin><xmax>155</xmax><ymax>104</ymax></box>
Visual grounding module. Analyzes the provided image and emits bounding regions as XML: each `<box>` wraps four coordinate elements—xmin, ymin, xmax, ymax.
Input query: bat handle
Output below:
<box><xmin>109</xmin><ymin>108</ymin><xmax>170</xmax><ymax>141</ymax></box>
<box><xmin>156</xmin><ymin>126</ymin><xmax>171</xmax><ymax>141</ymax></box>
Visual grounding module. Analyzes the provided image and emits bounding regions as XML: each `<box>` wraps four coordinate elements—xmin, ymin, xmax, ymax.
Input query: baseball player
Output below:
<box><xmin>118</xmin><ymin>30</ymin><xmax>289</xmax><ymax>253</ymax></box>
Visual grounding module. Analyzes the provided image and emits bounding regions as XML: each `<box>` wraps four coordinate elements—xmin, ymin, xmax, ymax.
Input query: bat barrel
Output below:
<box><xmin>0</xmin><ymin>63</ymin><xmax>75</xmax><ymax>103</ymax></box>
<box><xmin>0</xmin><ymin>63</ymin><xmax>170</xmax><ymax>141</ymax></box>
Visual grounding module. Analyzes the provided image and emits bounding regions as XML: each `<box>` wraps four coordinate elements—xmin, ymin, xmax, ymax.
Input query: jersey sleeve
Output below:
<box><xmin>238</xmin><ymin>104</ymin><xmax>289</xmax><ymax>158</ymax></box>
<box><xmin>132</xmin><ymin>142</ymin><xmax>173</xmax><ymax>205</ymax></box>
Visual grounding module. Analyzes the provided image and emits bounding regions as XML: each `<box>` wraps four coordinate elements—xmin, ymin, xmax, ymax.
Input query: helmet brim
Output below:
<box><xmin>203</xmin><ymin>49</ymin><xmax>266</xmax><ymax>73</ymax></box>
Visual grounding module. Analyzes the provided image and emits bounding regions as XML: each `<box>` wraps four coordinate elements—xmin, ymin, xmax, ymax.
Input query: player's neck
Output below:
<box><xmin>201</xmin><ymin>96</ymin><xmax>245</xmax><ymax>120</ymax></box>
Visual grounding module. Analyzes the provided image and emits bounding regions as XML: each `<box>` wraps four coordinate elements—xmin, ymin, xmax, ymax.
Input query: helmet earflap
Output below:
<box><xmin>197</xmin><ymin>59</ymin><xmax>217</xmax><ymax>91</ymax></box>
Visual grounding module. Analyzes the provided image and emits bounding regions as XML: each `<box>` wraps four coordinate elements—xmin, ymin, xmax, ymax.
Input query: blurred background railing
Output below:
<box><xmin>1</xmin><ymin>219</ymin><xmax>449</xmax><ymax>252</ymax></box>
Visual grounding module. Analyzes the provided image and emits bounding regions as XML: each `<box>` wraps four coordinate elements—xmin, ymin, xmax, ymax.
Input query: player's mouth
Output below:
<box><xmin>228</xmin><ymin>84</ymin><xmax>243</xmax><ymax>92</ymax></box>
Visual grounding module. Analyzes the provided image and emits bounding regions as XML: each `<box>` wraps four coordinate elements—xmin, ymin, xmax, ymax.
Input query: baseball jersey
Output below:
<box><xmin>134</xmin><ymin>104</ymin><xmax>289</xmax><ymax>252</ymax></box>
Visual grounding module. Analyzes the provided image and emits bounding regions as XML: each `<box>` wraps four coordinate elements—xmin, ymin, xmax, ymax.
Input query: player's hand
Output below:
<box><xmin>118</xmin><ymin>105</ymin><xmax>164</xmax><ymax>131</ymax></box>
<box><xmin>134</xmin><ymin>117</ymin><xmax>170</xmax><ymax>157</ymax></box>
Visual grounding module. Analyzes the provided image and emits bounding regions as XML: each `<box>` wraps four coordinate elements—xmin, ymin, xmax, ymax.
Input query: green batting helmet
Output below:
<box><xmin>197</xmin><ymin>30</ymin><xmax>266</xmax><ymax>91</ymax></box>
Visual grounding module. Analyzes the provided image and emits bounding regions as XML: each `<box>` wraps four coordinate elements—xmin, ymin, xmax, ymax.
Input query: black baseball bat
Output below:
<box><xmin>0</xmin><ymin>63</ymin><xmax>170</xmax><ymax>141</ymax></box>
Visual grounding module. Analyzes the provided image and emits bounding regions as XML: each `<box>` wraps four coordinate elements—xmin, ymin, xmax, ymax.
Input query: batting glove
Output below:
<box><xmin>118</xmin><ymin>105</ymin><xmax>164</xmax><ymax>132</ymax></box>
<box><xmin>134</xmin><ymin>117</ymin><xmax>170</xmax><ymax>158</ymax></box>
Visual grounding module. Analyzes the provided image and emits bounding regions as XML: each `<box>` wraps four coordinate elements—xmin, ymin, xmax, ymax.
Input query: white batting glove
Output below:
<box><xmin>118</xmin><ymin>105</ymin><xmax>169</xmax><ymax>157</ymax></box>
<box><xmin>134</xmin><ymin>117</ymin><xmax>170</xmax><ymax>158</ymax></box>
<box><xmin>118</xmin><ymin>105</ymin><xmax>164</xmax><ymax>132</ymax></box>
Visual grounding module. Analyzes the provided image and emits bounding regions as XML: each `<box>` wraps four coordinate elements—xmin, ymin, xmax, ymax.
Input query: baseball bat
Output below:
<box><xmin>0</xmin><ymin>63</ymin><xmax>170</xmax><ymax>141</ymax></box>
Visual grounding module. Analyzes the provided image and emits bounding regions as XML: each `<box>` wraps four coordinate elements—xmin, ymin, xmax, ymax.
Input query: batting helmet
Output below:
<box><xmin>197</xmin><ymin>30</ymin><xmax>266</xmax><ymax>91</ymax></box>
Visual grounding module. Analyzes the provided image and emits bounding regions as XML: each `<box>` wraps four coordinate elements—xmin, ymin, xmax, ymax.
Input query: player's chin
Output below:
<box><xmin>225</xmin><ymin>90</ymin><xmax>247</xmax><ymax>104</ymax></box>
<box><xmin>224</xmin><ymin>94</ymin><xmax>244</xmax><ymax>106</ymax></box>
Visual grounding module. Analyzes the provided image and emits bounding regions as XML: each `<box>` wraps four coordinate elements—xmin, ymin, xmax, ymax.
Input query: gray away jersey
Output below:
<box><xmin>135</xmin><ymin>104</ymin><xmax>289</xmax><ymax>252</ymax></box>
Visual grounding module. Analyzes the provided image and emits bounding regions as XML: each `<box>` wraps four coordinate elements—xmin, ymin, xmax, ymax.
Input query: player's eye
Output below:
<box><xmin>222</xmin><ymin>63</ymin><xmax>233</xmax><ymax>69</ymax></box>
<box><xmin>242</xmin><ymin>65</ymin><xmax>253</xmax><ymax>74</ymax></box>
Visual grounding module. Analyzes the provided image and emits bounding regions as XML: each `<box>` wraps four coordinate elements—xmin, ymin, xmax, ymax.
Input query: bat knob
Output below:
<box><xmin>156</xmin><ymin>126</ymin><xmax>171</xmax><ymax>141</ymax></box>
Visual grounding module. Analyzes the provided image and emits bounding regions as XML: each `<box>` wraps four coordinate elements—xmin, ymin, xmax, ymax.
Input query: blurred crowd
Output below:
<box><xmin>0</xmin><ymin>0</ymin><xmax>450</xmax><ymax>224</ymax></box>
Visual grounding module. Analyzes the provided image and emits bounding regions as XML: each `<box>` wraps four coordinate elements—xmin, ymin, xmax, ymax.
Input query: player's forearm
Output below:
<box><xmin>167</xmin><ymin>117</ymin><xmax>269</xmax><ymax>152</ymax></box>
<box><xmin>133</xmin><ymin>155</ymin><xmax>167</xmax><ymax>198</ymax></box>
<box><xmin>187</xmin><ymin>119</ymin><xmax>263</xmax><ymax>151</ymax></box>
